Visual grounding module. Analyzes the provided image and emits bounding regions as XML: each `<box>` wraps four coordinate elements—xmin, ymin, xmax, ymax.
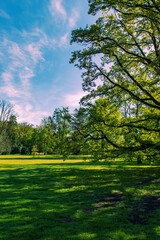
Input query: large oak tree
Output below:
<box><xmin>70</xmin><ymin>0</ymin><xmax>160</xmax><ymax>162</ymax></box>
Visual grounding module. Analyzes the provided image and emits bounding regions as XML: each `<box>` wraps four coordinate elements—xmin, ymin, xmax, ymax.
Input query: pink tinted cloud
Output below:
<box><xmin>59</xmin><ymin>33</ymin><xmax>68</xmax><ymax>46</ymax></box>
<box><xmin>69</xmin><ymin>8</ymin><xmax>80</xmax><ymax>28</ymax></box>
<box><xmin>49</xmin><ymin>0</ymin><xmax>66</xmax><ymax>20</ymax></box>
<box><xmin>11</xmin><ymin>100</ymin><xmax>50</xmax><ymax>125</ymax></box>
<box><xmin>26</xmin><ymin>43</ymin><xmax>44</xmax><ymax>63</ymax></box>
<box><xmin>0</xmin><ymin>72</ymin><xmax>20</xmax><ymax>97</ymax></box>
<box><xmin>64</xmin><ymin>91</ymin><xmax>87</xmax><ymax>108</ymax></box>
<box><xmin>1</xmin><ymin>71</ymin><xmax>31</xmax><ymax>98</ymax></box>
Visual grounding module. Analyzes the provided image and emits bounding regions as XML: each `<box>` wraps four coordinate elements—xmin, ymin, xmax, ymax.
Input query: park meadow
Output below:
<box><xmin>0</xmin><ymin>154</ymin><xmax>160</xmax><ymax>240</ymax></box>
<box><xmin>0</xmin><ymin>0</ymin><xmax>160</xmax><ymax>239</ymax></box>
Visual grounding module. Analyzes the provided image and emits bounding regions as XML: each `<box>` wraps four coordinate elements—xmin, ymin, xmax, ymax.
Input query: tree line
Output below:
<box><xmin>0</xmin><ymin>100</ymin><xmax>104</xmax><ymax>160</ymax></box>
<box><xmin>1</xmin><ymin>0</ymin><xmax>160</xmax><ymax>164</ymax></box>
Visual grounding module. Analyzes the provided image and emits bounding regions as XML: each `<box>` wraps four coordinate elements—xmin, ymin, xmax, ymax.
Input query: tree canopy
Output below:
<box><xmin>70</xmin><ymin>0</ymin><xmax>160</xmax><ymax>161</ymax></box>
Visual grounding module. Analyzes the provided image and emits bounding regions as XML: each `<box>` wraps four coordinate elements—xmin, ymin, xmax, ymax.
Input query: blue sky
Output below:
<box><xmin>0</xmin><ymin>0</ymin><xmax>94</xmax><ymax>125</ymax></box>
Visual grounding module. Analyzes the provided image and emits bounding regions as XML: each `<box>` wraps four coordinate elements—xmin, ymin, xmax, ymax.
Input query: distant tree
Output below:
<box><xmin>0</xmin><ymin>100</ymin><xmax>14</xmax><ymax>122</ymax></box>
<box><xmin>51</xmin><ymin>107</ymin><xmax>71</xmax><ymax>156</ymax></box>
<box><xmin>32</xmin><ymin>144</ymin><xmax>39</xmax><ymax>157</ymax></box>
<box><xmin>0</xmin><ymin>131</ymin><xmax>11</xmax><ymax>155</ymax></box>
<box><xmin>40</xmin><ymin>107</ymin><xmax>72</xmax><ymax>157</ymax></box>
<box><xmin>0</xmin><ymin>100</ymin><xmax>15</xmax><ymax>134</ymax></box>
<box><xmin>35</xmin><ymin>124</ymin><xmax>54</xmax><ymax>154</ymax></box>
<box><xmin>0</xmin><ymin>100</ymin><xmax>18</xmax><ymax>154</ymax></box>
<box><xmin>6</xmin><ymin>115</ymin><xmax>19</xmax><ymax>153</ymax></box>
<box><xmin>18</xmin><ymin>123</ymin><xmax>35</xmax><ymax>154</ymax></box>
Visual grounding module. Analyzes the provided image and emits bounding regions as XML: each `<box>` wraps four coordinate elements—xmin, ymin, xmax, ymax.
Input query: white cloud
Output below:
<box><xmin>64</xmin><ymin>91</ymin><xmax>87</xmax><ymax>108</ymax></box>
<box><xmin>10</xmin><ymin>99</ymin><xmax>50</xmax><ymax>125</ymax></box>
<box><xmin>69</xmin><ymin>8</ymin><xmax>80</xmax><ymax>28</ymax></box>
<box><xmin>1</xmin><ymin>72</ymin><xmax>19</xmax><ymax>98</ymax></box>
<box><xmin>0</xmin><ymin>71</ymin><xmax>31</xmax><ymax>98</ymax></box>
<box><xmin>0</xmin><ymin>40</ymin><xmax>31</xmax><ymax>98</ymax></box>
<box><xmin>19</xmin><ymin>67</ymin><xmax>34</xmax><ymax>90</ymax></box>
<box><xmin>8</xmin><ymin>42</ymin><xmax>24</xmax><ymax>59</ymax></box>
<box><xmin>2</xmin><ymin>72</ymin><xmax>12</xmax><ymax>84</ymax></box>
<box><xmin>0</xmin><ymin>9</ymin><xmax>10</xmax><ymax>19</ymax></box>
<box><xmin>49</xmin><ymin>0</ymin><xmax>66</xmax><ymax>20</ymax></box>
<box><xmin>0</xmin><ymin>86</ymin><xmax>19</xmax><ymax>98</ymax></box>
<box><xmin>59</xmin><ymin>32</ymin><xmax>68</xmax><ymax>46</ymax></box>
<box><xmin>0</xmin><ymin>28</ymin><xmax>56</xmax><ymax>100</ymax></box>
<box><xmin>7</xmin><ymin>41</ymin><xmax>28</xmax><ymax>69</ymax></box>
<box><xmin>26</xmin><ymin>43</ymin><xmax>44</xmax><ymax>63</ymax></box>
<box><xmin>0</xmin><ymin>5</ymin><xmax>82</xmax><ymax>125</ymax></box>
<box><xmin>0</xmin><ymin>27</ymin><xmax>61</xmax><ymax>124</ymax></box>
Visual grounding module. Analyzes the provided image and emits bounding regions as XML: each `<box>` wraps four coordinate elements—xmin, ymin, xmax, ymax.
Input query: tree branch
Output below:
<box><xmin>95</xmin><ymin>64</ymin><xmax>160</xmax><ymax>110</ymax></box>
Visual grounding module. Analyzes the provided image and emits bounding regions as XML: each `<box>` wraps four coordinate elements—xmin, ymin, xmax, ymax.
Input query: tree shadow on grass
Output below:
<box><xmin>0</xmin><ymin>165</ymin><xmax>160</xmax><ymax>240</ymax></box>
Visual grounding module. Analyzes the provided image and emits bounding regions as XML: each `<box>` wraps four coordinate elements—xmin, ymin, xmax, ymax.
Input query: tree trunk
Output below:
<box><xmin>137</xmin><ymin>155</ymin><xmax>142</xmax><ymax>164</ymax></box>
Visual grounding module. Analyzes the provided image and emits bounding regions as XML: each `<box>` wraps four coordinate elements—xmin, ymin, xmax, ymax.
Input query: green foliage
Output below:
<box><xmin>70</xmin><ymin>0</ymin><xmax>160</xmax><ymax>162</ymax></box>
<box><xmin>0</xmin><ymin>100</ymin><xmax>18</xmax><ymax>154</ymax></box>
<box><xmin>34</xmin><ymin>125</ymin><xmax>54</xmax><ymax>154</ymax></box>
<box><xmin>41</xmin><ymin>107</ymin><xmax>72</xmax><ymax>155</ymax></box>
<box><xmin>72</xmin><ymin>98</ymin><xmax>124</xmax><ymax>161</ymax></box>
<box><xmin>32</xmin><ymin>145</ymin><xmax>39</xmax><ymax>157</ymax></box>
<box><xmin>0</xmin><ymin>131</ymin><xmax>11</xmax><ymax>154</ymax></box>
<box><xmin>18</xmin><ymin>123</ymin><xmax>35</xmax><ymax>154</ymax></box>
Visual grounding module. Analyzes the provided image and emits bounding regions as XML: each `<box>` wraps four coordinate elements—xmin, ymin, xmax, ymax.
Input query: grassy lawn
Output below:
<box><xmin>0</xmin><ymin>155</ymin><xmax>160</xmax><ymax>240</ymax></box>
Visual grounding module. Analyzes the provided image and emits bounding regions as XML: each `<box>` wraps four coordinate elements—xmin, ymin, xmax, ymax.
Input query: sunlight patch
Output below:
<box><xmin>78</xmin><ymin>232</ymin><xmax>97</xmax><ymax>239</ymax></box>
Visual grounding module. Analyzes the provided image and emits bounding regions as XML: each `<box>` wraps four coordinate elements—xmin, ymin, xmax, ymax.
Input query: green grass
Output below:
<box><xmin>0</xmin><ymin>155</ymin><xmax>160</xmax><ymax>240</ymax></box>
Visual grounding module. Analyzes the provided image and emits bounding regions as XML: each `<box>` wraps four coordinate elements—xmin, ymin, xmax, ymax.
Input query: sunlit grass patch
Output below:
<box><xmin>77</xmin><ymin>232</ymin><xmax>97</xmax><ymax>239</ymax></box>
<box><xmin>0</xmin><ymin>154</ymin><xmax>93</xmax><ymax>166</ymax></box>
<box><xmin>0</xmin><ymin>155</ymin><xmax>159</xmax><ymax>239</ymax></box>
